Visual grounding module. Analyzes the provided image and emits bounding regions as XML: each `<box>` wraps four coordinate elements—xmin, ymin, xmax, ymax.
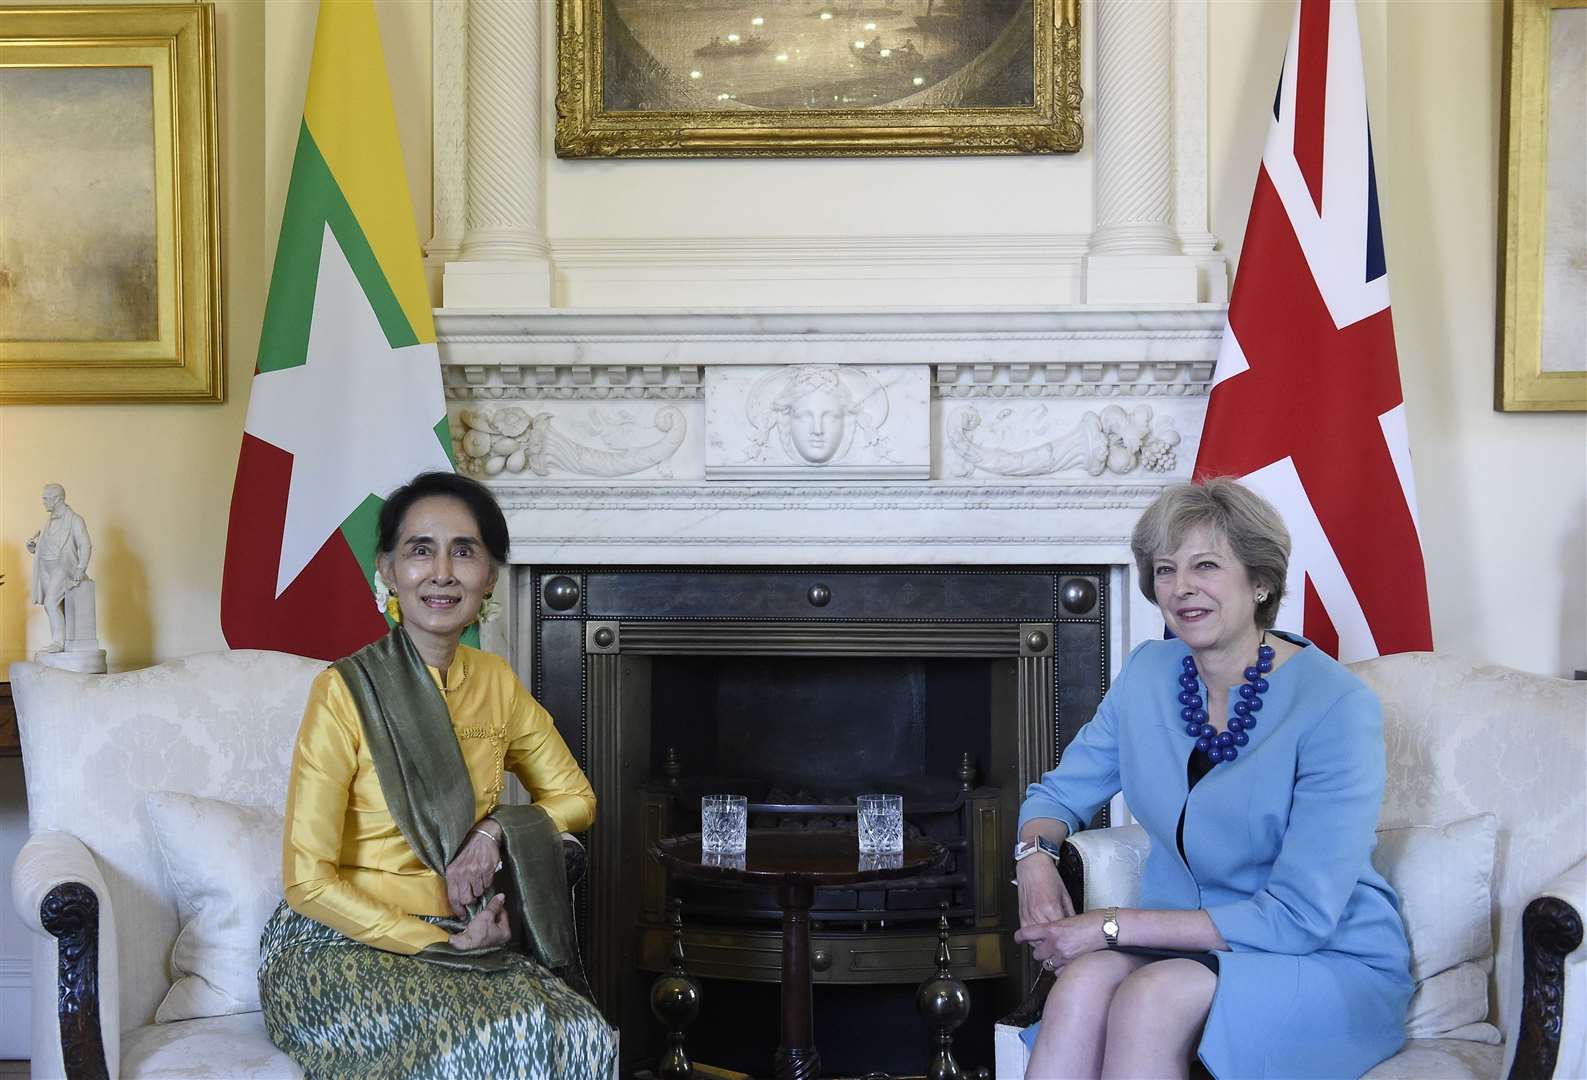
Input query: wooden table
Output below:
<box><xmin>651</xmin><ymin>829</ymin><xmax>944</xmax><ymax>1080</ymax></box>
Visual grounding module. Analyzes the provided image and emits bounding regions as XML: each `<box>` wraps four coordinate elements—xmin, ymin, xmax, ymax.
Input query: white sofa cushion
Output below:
<box><xmin>1373</xmin><ymin>812</ymin><xmax>1497</xmax><ymax>984</ymax></box>
<box><xmin>120</xmin><ymin>1011</ymin><xmax>302</xmax><ymax>1079</ymax></box>
<box><xmin>1362</xmin><ymin>1036</ymin><xmax>1505</xmax><ymax>1079</ymax></box>
<box><xmin>147</xmin><ymin>792</ymin><xmax>285</xmax><ymax>1023</ymax></box>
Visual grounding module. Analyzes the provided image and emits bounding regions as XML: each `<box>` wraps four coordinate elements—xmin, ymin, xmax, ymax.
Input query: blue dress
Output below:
<box><xmin>1019</xmin><ymin>635</ymin><xmax>1412</xmax><ymax>1079</ymax></box>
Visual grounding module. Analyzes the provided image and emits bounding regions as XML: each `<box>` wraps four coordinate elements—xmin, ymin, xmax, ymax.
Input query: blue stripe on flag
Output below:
<box><xmin>1365</xmin><ymin>125</ymin><xmax>1387</xmax><ymax>282</ymax></box>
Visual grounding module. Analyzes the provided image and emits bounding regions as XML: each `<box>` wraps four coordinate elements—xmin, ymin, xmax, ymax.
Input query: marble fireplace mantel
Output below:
<box><xmin>437</xmin><ymin>305</ymin><xmax>1223</xmax><ymax>583</ymax></box>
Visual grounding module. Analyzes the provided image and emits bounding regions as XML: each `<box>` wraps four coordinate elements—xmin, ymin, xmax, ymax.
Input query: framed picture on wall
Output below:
<box><xmin>555</xmin><ymin>0</ymin><xmax>1081</xmax><ymax>158</ymax></box>
<box><xmin>0</xmin><ymin>4</ymin><xmax>222</xmax><ymax>405</ymax></box>
<box><xmin>1497</xmin><ymin>0</ymin><xmax>1586</xmax><ymax>411</ymax></box>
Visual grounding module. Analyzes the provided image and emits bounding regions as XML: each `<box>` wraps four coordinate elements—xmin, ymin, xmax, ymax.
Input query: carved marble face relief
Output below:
<box><xmin>748</xmin><ymin>365</ymin><xmax>889</xmax><ymax>468</ymax></box>
<box><xmin>776</xmin><ymin>368</ymin><xmax>854</xmax><ymax>464</ymax></box>
<box><xmin>706</xmin><ymin>363</ymin><xmax>928</xmax><ymax>479</ymax></box>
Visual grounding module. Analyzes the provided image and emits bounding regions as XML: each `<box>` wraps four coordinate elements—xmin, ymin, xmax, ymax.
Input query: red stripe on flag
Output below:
<box><xmin>1301</xmin><ymin>574</ymin><xmax>1340</xmax><ymax>659</ymax></box>
<box><xmin>221</xmin><ymin>433</ymin><xmax>388</xmax><ymax>660</ymax></box>
<box><xmin>1198</xmin><ymin>169</ymin><xmax>1431</xmax><ymax>656</ymax></box>
<box><xmin>1294</xmin><ymin>0</ymin><xmax>1331</xmax><ymax>215</ymax></box>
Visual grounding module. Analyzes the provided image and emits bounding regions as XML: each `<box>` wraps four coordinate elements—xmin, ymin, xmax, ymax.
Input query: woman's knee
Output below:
<box><xmin>1108</xmin><ymin>959</ymin><xmax>1217</xmax><ymax>1030</ymax></box>
<box><xmin>1041</xmin><ymin>951</ymin><xmax>1142</xmax><ymax>1024</ymax></box>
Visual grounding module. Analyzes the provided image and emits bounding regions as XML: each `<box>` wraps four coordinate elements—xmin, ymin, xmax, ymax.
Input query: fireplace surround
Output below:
<box><xmin>443</xmin><ymin>302</ymin><xmax>1220</xmax><ymax>1069</ymax></box>
<box><xmin>527</xmin><ymin>565</ymin><xmax>1109</xmax><ymax>1070</ymax></box>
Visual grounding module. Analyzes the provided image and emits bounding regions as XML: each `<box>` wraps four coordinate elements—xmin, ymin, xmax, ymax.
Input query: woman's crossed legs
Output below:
<box><xmin>1027</xmin><ymin>954</ymin><xmax>1217</xmax><ymax>1080</ymax></box>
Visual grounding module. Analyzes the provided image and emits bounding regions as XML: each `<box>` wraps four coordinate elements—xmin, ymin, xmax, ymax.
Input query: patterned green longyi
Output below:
<box><xmin>258</xmin><ymin>902</ymin><xmax>616</xmax><ymax>1080</ymax></box>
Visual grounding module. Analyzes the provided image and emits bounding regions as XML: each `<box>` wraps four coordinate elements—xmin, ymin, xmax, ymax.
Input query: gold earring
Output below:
<box><xmin>381</xmin><ymin>581</ymin><xmax>402</xmax><ymax>624</ymax></box>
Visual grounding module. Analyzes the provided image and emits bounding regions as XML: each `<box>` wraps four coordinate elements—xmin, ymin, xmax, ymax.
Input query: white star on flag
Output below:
<box><xmin>245</xmin><ymin>223</ymin><xmax>453</xmax><ymax>598</ymax></box>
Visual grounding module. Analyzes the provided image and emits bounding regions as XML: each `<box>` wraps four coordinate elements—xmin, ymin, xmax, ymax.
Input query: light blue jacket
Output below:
<box><xmin>1019</xmin><ymin>636</ymin><xmax>1412</xmax><ymax>1078</ymax></box>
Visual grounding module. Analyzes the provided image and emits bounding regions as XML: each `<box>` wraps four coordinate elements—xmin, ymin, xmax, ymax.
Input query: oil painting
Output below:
<box><xmin>0</xmin><ymin>4</ymin><xmax>221</xmax><ymax>405</ymax></box>
<box><xmin>606</xmin><ymin>0</ymin><xmax>1031</xmax><ymax>112</ymax></box>
<box><xmin>0</xmin><ymin>67</ymin><xmax>159</xmax><ymax>343</ymax></box>
<box><xmin>557</xmin><ymin>0</ymin><xmax>1081</xmax><ymax>157</ymax></box>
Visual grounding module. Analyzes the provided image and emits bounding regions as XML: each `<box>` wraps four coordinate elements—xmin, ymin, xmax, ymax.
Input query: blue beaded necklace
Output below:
<box><xmin>1177</xmin><ymin>637</ymin><xmax>1275</xmax><ymax>764</ymax></box>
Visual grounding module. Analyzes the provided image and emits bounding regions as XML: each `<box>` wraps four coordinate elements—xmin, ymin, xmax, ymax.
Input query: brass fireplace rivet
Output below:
<box><xmin>544</xmin><ymin>575</ymin><xmax>581</xmax><ymax>611</ymax></box>
<box><xmin>1060</xmin><ymin>577</ymin><xmax>1098</xmax><ymax>615</ymax></box>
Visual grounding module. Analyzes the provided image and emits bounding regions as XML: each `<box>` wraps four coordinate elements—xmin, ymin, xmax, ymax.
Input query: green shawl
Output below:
<box><xmin>333</xmin><ymin>626</ymin><xmax>590</xmax><ymax>997</ymax></box>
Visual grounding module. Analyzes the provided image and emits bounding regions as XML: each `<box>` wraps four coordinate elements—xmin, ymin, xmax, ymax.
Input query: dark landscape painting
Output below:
<box><xmin>604</xmin><ymin>0</ymin><xmax>1032</xmax><ymax>112</ymax></box>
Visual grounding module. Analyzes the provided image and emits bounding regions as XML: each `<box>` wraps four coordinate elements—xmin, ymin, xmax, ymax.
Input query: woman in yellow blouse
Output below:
<box><xmin>258</xmin><ymin>471</ymin><xmax>616</xmax><ymax>1078</ymax></box>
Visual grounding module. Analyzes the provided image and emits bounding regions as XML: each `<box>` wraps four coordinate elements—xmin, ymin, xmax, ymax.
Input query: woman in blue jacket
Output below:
<box><xmin>1013</xmin><ymin>479</ymin><xmax>1411</xmax><ymax>1079</ymax></box>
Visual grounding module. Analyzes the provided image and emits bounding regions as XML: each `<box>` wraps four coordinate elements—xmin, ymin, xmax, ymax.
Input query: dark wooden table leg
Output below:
<box><xmin>773</xmin><ymin>880</ymin><xmax>819</xmax><ymax>1080</ymax></box>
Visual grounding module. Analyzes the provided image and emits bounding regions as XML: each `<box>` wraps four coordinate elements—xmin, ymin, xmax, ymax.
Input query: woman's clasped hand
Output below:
<box><xmin>445</xmin><ymin>820</ymin><xmax>511</xmax><ymax>950</ymax></box>
<box><xmin>449</xmin><ymin>893</ymin><xmax>510</xmax><ymax>951</ymax></box>
<box><xmin>1013</xmin><ymin>845</ymin><xmax>1074</xmax><ymax>928</ymax></box>
<box><xmin>1014</xmin><ymin>909</ymin><xmax>1110</xmax><ymax>973</ymax></box>
<box><xmin>445</xmin><ymin>821</ymin><xmax>503</xmax><ymax>915</ymax></box>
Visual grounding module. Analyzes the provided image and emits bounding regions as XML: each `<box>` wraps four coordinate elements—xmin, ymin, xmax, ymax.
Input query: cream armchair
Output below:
<box><xmin>10</xmin><ymin>651</ymin><xmax>325</xmax><ymax>1079</ymax></box>
<box><xmin>995</xmin><ymin>653</ymin><xmax>1586</xmax><ymax>1080</ymax></box>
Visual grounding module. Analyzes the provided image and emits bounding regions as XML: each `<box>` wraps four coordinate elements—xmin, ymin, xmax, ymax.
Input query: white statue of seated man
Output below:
<box><xmin>26</xmin><ymin>483</ymin><xmax>106</xmax><ymax>672</ymax></box>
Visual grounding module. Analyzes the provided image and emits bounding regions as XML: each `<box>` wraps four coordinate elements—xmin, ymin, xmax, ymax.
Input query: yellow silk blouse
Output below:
<box><xmin>281</xmin><ymin>644</ymin><xmax>596</xmax><ymax>954</ymax></box>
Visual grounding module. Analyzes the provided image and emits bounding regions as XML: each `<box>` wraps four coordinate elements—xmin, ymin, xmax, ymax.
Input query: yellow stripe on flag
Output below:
<box><xmin>302</xmin><ymin>0</ymin><xmax>433</xmax><ymax>344</ymax></box>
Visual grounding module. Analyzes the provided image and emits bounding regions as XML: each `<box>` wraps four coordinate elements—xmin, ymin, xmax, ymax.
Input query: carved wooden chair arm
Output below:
<box><xmin>11</xmin><ymin>829</ymin><xmax>113</xmax><ymax>1080</ymax></box>
<box><xmin>1510</xmin><ymin>857</ymin><xmax>1585</xmax><ymax>1080</ymax></box>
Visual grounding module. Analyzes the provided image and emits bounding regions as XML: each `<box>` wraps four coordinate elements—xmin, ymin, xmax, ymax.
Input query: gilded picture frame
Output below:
<box><xmin>0</xmin><ymin>5</ymin><xmax>222</xmax><ymax>404</ymax></box>
<box><xmin>1497</xmin><ymin>0</ymin><xmax>1586</xmax><ymax>411</ymax></box>
<box><xmin>556</xmin><ymin>0</ymin><xmax>1081</xmax><ymax>158</ymax></box>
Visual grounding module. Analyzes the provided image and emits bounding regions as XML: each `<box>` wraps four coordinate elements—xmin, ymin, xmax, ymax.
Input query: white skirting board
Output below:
<box><xmin>0</xmin><ymin>958</ymin><xmax>31</xmax><ymax>1059</ymax></box>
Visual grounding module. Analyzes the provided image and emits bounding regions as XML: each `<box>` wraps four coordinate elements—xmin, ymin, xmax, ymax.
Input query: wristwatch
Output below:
<box><xmin>1012</xmin><ymin>835</ymin><xmax>1063</xmax><ymax>865</ymax></box>
<box><xmin>1101</xmin><ymin>906</ymin><xmax>1120</xmax><ymax>947</ymax></box>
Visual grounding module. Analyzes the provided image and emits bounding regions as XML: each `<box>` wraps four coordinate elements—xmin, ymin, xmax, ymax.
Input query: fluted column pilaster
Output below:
<box><xmin>1084</xmin><ymin>0</ymin><xmax>1209</xmax><ymax>303</ymax></box>
<box><xmin>1091</xmin><ymin>0</ymin><xmax>1177</xmax><ymax>256</ymax></box>
<box><xmin>444</xmin><ymin>0</ymin><xmax>553</xmax><ymax>307</ymax></box>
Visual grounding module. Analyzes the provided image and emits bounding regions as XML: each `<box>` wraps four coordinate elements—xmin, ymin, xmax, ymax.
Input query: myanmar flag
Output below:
<box><xmin>222</xmin><ymin>0</ymin><xmax>452</xmax><ymax>660</ymax></box>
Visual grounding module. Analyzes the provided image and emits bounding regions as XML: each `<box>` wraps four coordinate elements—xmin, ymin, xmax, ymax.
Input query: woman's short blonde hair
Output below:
<box><xmin>1130</xmin><ymin>478</ymin><xmax>1292</xmax><ymax>630</ymax></box>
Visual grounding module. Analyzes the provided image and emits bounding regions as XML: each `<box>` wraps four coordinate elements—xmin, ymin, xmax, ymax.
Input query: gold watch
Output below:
<box><xmin>1101</xmin><ymin>906</ymin><xmax>1120</xmax><ymax>947</ymax></box>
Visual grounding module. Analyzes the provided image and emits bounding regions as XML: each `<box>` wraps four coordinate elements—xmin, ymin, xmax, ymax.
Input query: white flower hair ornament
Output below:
<box><xmin>476</xmin><ymin>592</ymin><xmax>502</xmax><ymax>626</ymax></box>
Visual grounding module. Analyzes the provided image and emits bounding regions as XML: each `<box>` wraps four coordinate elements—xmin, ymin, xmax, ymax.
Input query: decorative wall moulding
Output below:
<box><xmin>541</xmin><ymin>234</ymin><xmax>1093</xmax><ymax>307</ymax></box>
<box><xmin>487</xmin><ymin>481</ymin><xmax>1163</xmax><ymax>568</ymax></box>
<box><xmin>456</xmin><ymin>402</ymin><xmax>693</xmax><ymax>480</ymax></box>
<box><xmin>555</xmin><ymin>0</ymin><xmax>1083</xmax><ymax>158</ymax></box>
<box><xmin>945</xmin><ymin>402</ymin><xmax>1184</xmax><ymax>479</ymax></box>
<box><xmin>435</xmin><ymin>307</ymin><xmax>1225</xmax><ymax>362</ymax></box>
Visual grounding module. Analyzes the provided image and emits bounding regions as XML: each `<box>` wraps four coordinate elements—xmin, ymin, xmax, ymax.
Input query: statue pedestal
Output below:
<box><xmin>37</xmin><ymin>579</ymin><xmax>107</xmax><ymax>674</ymax></box>
<box><xmin>37</xmin><ymin>649</ymin><xmax>108</xmax><ymax>674</ymax></box>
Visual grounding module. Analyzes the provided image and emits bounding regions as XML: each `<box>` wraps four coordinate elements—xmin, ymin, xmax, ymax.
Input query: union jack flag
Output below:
<box><xmin>1194</xmin><ymin>0</ymin><xmax>1432</xmax><ymax>662</ymax></box>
